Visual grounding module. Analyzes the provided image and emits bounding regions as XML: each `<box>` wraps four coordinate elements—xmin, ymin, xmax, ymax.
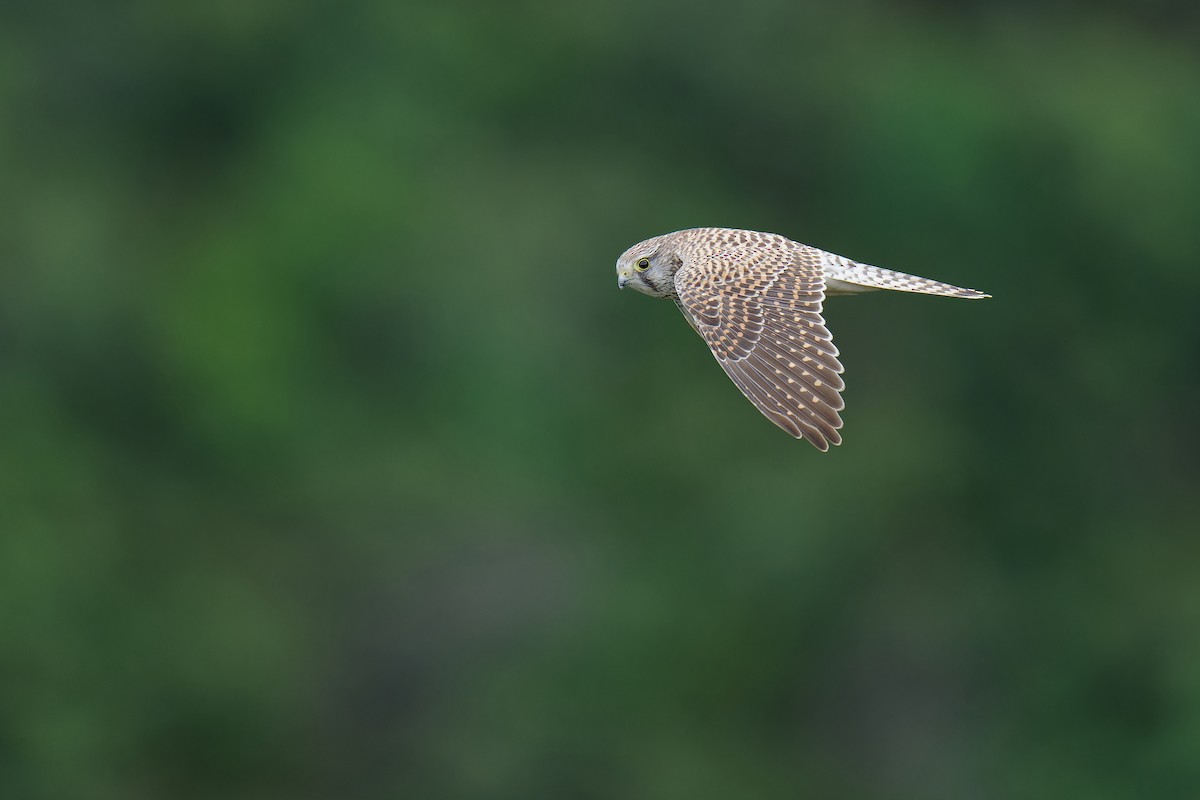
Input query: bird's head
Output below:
<box><xmin>616</xmin><ymin>235</ymin><xmax>678</xmax><ymax>298</ymax></box>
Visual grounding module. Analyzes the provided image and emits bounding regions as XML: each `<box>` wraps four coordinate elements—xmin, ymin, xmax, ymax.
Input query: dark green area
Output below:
<box><xmin>3</xmin><ymin>2</ymin><xmax>1200</xmax><ymax>797</ymax></box>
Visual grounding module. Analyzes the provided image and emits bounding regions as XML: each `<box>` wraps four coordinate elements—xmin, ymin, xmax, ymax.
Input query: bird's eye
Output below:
<box><xmin>635</xmin><ymin>258</ymin><xmax>650</xmax><ymax>271</ymax></box>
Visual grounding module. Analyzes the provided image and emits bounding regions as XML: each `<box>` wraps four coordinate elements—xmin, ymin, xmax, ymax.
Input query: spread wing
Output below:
<box><xmin>673</xmin><ymin>241</ymin><xmax>846</xmax><ymax>450</ymax></box>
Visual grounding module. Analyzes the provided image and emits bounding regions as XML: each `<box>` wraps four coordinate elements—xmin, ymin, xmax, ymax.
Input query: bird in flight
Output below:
<box><xmin>616</xmin><ymin>227</ymin><xmax>989</xmax><ymax>450</ymax></box>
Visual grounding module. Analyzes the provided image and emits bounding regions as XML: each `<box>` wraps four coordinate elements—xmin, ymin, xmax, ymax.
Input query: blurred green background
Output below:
<box><xmin>3</xmin><ymin>1</ymin><xmax>1200</xmax><ymax>798</ymax></box>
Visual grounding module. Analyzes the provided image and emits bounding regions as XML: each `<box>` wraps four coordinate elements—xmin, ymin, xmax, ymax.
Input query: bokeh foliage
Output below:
<box><xmin>3</xmin><ymin>2</ymin><xmax>1200</xmax><ymax>798</ymax></box>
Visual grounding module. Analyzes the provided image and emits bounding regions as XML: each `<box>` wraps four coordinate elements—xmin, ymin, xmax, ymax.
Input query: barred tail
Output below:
<box><xmin>822</xmin><ymin>254</ymin><xmax>990</xmax><ymax>299</ymax></box>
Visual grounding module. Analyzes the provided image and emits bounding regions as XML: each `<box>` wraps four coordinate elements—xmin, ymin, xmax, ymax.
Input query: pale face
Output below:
<box><xmin>615</xmin><ymin>237</ymin><xmax>676</xmax><ymax>298</ymax></box>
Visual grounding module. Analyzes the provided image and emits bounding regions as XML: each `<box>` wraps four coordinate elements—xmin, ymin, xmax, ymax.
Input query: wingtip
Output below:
<box><xmin>797</xmin><ymin>429</ymin><xmax>840</xmax><ymax>452</ymax></box>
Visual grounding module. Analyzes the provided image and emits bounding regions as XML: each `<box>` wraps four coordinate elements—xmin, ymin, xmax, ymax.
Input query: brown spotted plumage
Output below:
<box><xmin>616</xmin><ymin>227</ymin><xmax>989</xmax><ymax>450</ymax></box>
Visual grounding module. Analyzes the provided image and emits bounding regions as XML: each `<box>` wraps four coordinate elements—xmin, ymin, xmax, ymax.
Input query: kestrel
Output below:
<box><xmin>616</xmin><ymin>227</ymin><xmax>989</xmax><ymax>450</ymax></box>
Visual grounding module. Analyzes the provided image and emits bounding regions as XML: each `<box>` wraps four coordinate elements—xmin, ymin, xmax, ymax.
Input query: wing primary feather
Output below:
<box><xmin>721</xmin><ymin>359</ymin><xmax>813</xmax><ymax>441</ymax></box>
<box><xmin>750</xmin><ymin>336</ymin><xmax>846</xmax><ymax>407</ymax></box>
<box><xmin>735</xmin><ymin>354</ymin><xmax>840</xmax><ymax>448</ymax></box>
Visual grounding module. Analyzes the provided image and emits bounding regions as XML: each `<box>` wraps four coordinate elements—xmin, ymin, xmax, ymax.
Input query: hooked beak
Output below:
<box><xmin>617</xmin><ymin>272</ymin><xmax>630</xmax><ymax>289</ymax></box>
